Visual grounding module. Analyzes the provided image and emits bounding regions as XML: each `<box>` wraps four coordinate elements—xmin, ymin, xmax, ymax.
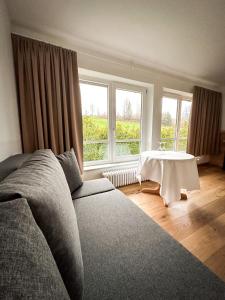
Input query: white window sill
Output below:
<box><xmin>84</xmin><ymin>160</ymin><xmax>139</xmax><ymax>172</ymax></box>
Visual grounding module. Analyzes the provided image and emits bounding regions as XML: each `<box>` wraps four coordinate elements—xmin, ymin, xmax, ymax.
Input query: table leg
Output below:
<box><xmin>141</xmin><ymin>184</ymin><xmax>160</xmax><ymax>195</ymax></box>
<box><xmin>180</xmin><ymin>193</ymin><xmax>188</xmax><ymax>200</ymax></box>
<box><xmin>140</xmin><ymin>181</ymin><xmax>188</xmax><ymax>206</ymax></box>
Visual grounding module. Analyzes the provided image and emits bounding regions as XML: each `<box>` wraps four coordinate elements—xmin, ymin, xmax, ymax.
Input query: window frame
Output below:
<box><xmin>160</xmin><ymin>92</ymin><xmax>192</xmax><ymax>152</ymax></box>
<box><xmin>80</xmin><ymin>77</ymin><xmax>146</xmax><ymax>166</ymax></box>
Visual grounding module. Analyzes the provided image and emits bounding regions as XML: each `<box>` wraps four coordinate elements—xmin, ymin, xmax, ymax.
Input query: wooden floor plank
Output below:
<box><xmin>180</xmin><ymin>213</ymin><xmax>225</xmax><ymax>262</ymax></box>
<box><xmin>161</xmin><ymin>196</ymin><xmax>225</xmax><ymax>241</ymax></box>
<box><xmin>205</xmin><ymin>245</ymin><xmax>225</xmax><ymax>280</ymax></box>
<box><xmin>119</xmin><ymin>164</ymin><xmax>225</xmax><ymax>282</ymax></box>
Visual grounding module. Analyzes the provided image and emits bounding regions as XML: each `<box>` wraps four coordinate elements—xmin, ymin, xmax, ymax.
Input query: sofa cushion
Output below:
<box><xmin>0</xmin><ymin>198</ymin><xmax>70</xmax><ymax>300</ymax></box>
<box><xmin>72</xmin><ymin>178</ymin><xmax>115</xmax><ymax>200</ymax></box>
<box><xmin>0</xmin><ymin>150</ymin><xmax>83</xmax><ymax>300</ymax></box>
<box><xmin>57</xmin><ymin>148</ymin><xmax>83</xmax><ymax>193</ymax></box>
<box><xmin>74</xmin><ymin>189</ymin><xmax>225</xmax><ymax>300</ymax></box>
<box><xmin>0</xmin><ymin>153</ymin><xmax>31</xmax><ymax>182</ymax></box>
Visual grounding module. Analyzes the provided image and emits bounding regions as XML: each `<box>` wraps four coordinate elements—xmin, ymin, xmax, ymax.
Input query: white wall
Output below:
<box><xmin>0</xmin><ymin>0</ymin><xmax>21</xmax><ymax>161</ymax></box>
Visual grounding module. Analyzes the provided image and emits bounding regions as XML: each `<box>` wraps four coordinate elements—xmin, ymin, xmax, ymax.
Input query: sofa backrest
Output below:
<box><xmin>0</xmin><ymin>150</ymin><xmax>83</xmax><ymax>300</ymax></box>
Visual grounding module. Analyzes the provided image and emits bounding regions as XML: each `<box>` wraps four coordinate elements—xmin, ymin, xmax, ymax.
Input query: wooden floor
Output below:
<box><xmin>119</xmin><ymin>165</ymin><xmax>225</xmax><ymax>282</ymax></box>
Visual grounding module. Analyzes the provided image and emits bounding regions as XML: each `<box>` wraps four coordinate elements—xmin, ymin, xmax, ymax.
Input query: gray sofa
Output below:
<box><xmin>0</xmin><ymin>150</ymin><xmax>225</xmax><ymax>299</ymax></box>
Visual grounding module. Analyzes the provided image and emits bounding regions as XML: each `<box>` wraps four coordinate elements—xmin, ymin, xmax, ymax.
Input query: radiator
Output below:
<box><xmin>102</xmin><ymin>168</ymin><xmax>143</xmax><ymax>187</ymax></box>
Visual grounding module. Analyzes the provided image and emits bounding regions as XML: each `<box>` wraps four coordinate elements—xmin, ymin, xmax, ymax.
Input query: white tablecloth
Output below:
<box><xmin>137</xmin><ymin>151</ymin><xmax>200</xmax><ymax>205</ymax></box>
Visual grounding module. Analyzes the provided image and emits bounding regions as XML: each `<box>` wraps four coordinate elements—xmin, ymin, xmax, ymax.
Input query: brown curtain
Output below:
<box><xmin>12</xmin><ymin>34</ymin><xmax>83</xmax><ymax>170</ymax></box>
<box><xmin>187</xmin><ymin>86</ymin><xmax>222</xmax><ymax>156</ymax></box>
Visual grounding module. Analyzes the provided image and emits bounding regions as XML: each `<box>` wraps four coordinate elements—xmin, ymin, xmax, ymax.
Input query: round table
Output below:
<box><xmin>137</xmin><ymin>151</ymin><xmax>200</xmax><ymax>206</ymax></box>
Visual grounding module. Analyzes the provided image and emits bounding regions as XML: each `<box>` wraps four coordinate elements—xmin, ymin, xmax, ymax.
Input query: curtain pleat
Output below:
<box><xmin>12</xmin><ymin>34</ymin><xmax>83</xmax><ymax>170</ymax></box>
<box><xmin>187</xmin><ymin>86</ymin><xmax>222</xmax><ymax>156</ymax></box>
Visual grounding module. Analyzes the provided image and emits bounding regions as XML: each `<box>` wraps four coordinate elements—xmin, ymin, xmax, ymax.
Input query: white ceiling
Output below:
<box><xmin>6</xmin><ymin>0</ymin><xmax>225</xmax><ymax>85</ymax></box>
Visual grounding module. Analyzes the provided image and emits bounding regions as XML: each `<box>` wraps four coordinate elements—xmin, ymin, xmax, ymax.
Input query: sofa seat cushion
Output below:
<box><xmin>0</xmin><ymin>150</ymin><xmax>83</xmax><ymax>300</ymax></box>
<box><xmin>0</xmin><ymin>198</ymin><xmax>70</xmax><ymax>300</ymax></box>
<box><xmin>0</xmin><ymin>153</ymin><xmax>31</xmax><ymax>182</ymax></box>
<box><xmin>74</xmin><ymin>189</ymin><xmax>225</xmax><ymax>300</ymax></box>
<box><xmin>72</xmin><ymin>178</ymin><xmax>115</xmax><ymax>200</ymax></box>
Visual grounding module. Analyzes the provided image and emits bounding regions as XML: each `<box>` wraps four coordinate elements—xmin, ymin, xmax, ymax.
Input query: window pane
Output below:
<box><xmin>80</xmin><ymin>82</ymin><xmax>108</xmax><ymax>161</ymax></box>
<box><xmin>115</xmin><ymin>89</ymin><xmax>142</xmax><ymax>157</ymax></box>
<box><xmin>83</xmin><ymin>143</ymin><xmax>108</xmax><ymax>161</ymax></box>
<box><xmin>116</xmin><ymin>141</ymin><xmax>140</xmax><ymax>156</ymax></box>
<box><xmin>161</xmin><ymin>97</ymin><xmax>177</xmax><ymax>139</ymax></box>
<box><xmin>160</xmin><ymin>140</ymin><xmax>175</xmax><ymax>151</ymax></box>
<box><xmin>179</xmin><ymin>100</ymin><xmax>191</xmax><ymax>140</ymax></box>
<box><xmin>177</xmin><ymin>139</ymin><xmax>187</xmax><ymax>152</ymax></box>
<box><xmin>177</xmin><ymin>100</ymin><xmax>191</xmax><ymax>152</ymax></box>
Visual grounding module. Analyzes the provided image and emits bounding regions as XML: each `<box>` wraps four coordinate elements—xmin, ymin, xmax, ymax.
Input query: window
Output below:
<box><xmin>80</xmin><ymin>80</ymin><xmax>145</xmax><ymax>165</ymax></box>
<box><xmin>160</xmin><ymin>93</ymin><xmax>192</xmax><ymax>151</ymax></box>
